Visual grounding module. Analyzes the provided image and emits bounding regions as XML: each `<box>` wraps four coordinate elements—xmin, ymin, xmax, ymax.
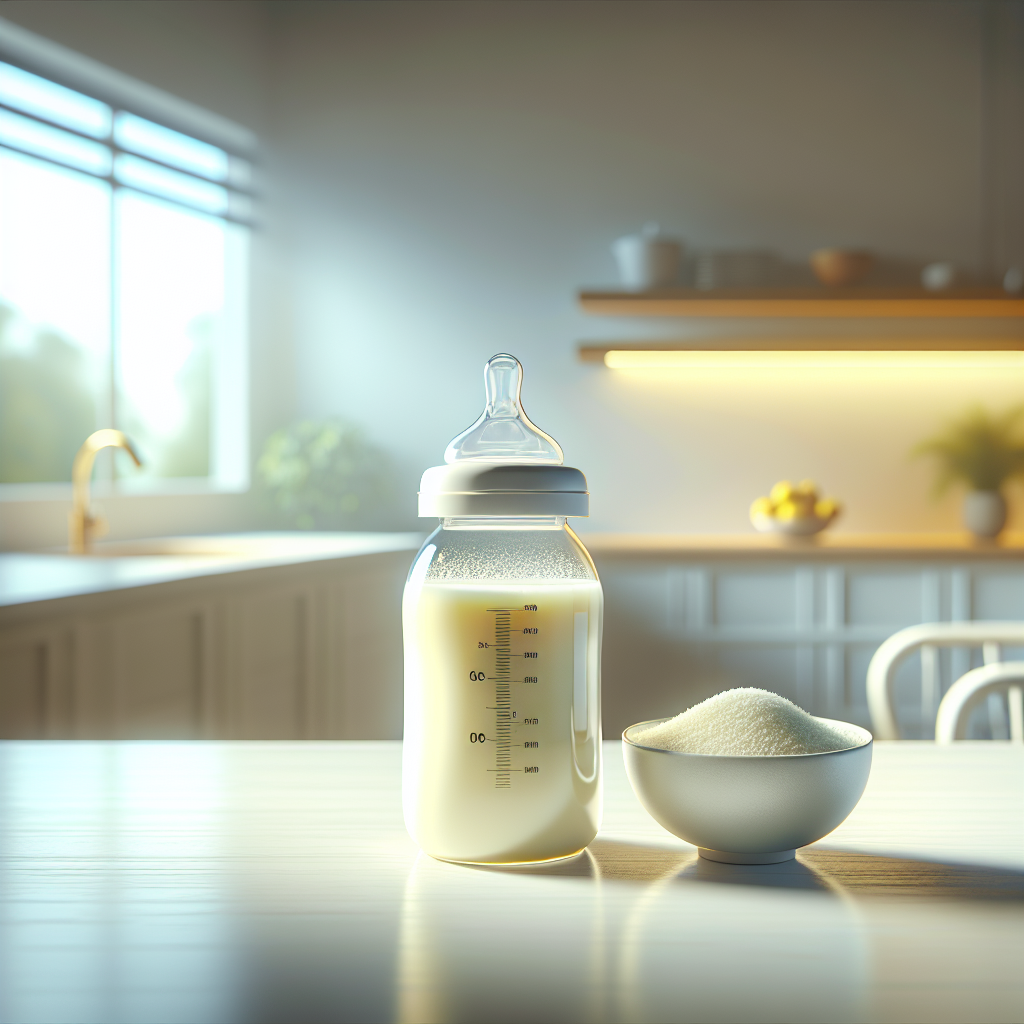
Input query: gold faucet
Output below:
<box><xmin>69</xmin><ymin>429</ymin><xmax>143</xmax><ymax>554</ymax></box>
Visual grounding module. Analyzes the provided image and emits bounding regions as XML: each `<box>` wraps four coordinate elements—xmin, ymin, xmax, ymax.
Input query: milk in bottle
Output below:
<box><xmin>403</xmin><ymin>354</ymin><xmax>602</xmax><ymax>864</ymax></box>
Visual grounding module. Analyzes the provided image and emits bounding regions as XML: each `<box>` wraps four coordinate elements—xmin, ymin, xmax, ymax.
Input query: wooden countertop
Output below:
<box><xmin>579</xmin><ymin>531</ymin><xmax>1024</xmax><ymax>560</ymax></box>
<box><xmin>1</xmin><ymin>740</ymin><xmax>1019</xmax><ymax>1022</ymax></box>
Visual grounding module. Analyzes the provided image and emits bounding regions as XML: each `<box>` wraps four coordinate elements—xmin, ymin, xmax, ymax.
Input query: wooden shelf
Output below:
<box><xmin>579</xmin><ymin>531</ymin><xmax>1024</xmax><ymax>561</ymax></box>
<box><xmin>578</xmin><ymin>337</ymin><xmax>1024</xmax><ymax>361</ymax></box>
<box><xmin>578</xmin><ymin>288</ymin><xmax>1024</xmax><ymax>319</ymax></box>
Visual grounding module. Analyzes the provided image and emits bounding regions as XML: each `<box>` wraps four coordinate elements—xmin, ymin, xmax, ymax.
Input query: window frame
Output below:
<box><xmin>0</xmin><ymin>17</ymin><xmax>255</xmax><ymax>500</ymax></box>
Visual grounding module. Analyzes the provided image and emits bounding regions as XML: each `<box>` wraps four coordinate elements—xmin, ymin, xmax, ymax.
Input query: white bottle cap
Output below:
<box><xmin>418</xmin><ymin>354</ymin><xmax>589</xmax><ymax>517</ymax></box>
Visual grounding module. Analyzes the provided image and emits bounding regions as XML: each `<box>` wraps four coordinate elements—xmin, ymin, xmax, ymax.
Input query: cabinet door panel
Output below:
<box><xmin>714</xmin><ymin>645</ymin><xmax>802</xmax><ymax>705</ymax></box>
<box><xmin>0</xmin><ymin>638</ymin><xmax>47</xmax><ymax>738</ymax></box>
<box><xmin>236</xmin><ymin>590</ymin><xmax>307</xmax><ymax>739</ymax></box>
<box><xmin>335</xmin><ymin>562</ymin><xmax>404</xmax><ymax>740</ymax></box>
<box><xmin>846</xmin><ymin>571</ymin><xmax>922</xmax><ymax>627</ymax></box>
<box><xmin>600</xmin><ymin>565</ymin><xmax>691</xmax><ymax>740</ymax></box>
<box><xmin>715</xmin><ymin>572</ymin><xmax>796</xmax><ymax>627</ymax></box>
<box><xmin>112</xmin><ymin>608</ymin><xmax>205</xmax><ymax>738</ymax></box>
<box><xmin>847</xmin><ymin>641</ymin><xmax>923</xmax><ymax>733</ymax></box>
<box><xmin>973</xmin><ymin>571</ymin><xmax>1024</xmax><ymax>622</ymax></box>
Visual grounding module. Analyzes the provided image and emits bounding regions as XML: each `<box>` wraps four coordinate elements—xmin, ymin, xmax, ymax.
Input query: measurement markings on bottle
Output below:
<box><xmin>484</xmin><ymin>604</ymin><xmax>541</xmax><ymax>788</ymax></box>
<box><xmin>494</xmin><ymin>608</ymin><xmax>511</xmax><ymax>788</ymax></box>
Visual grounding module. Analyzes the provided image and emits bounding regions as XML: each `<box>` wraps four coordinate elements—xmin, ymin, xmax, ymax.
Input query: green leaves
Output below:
<box><xmin>912</xmin><ymin>404</ymin><xmax>1024</xmax><ymax>496</ymax></box>
<box><xmin>256</xmin><ymin>419</ymin><xmax>388</xmax><ymax>529</ymax></box>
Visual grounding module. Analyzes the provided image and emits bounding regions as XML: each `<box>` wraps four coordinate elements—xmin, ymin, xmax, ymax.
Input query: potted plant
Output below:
<box><xmin>913</xmin><ymin>404</ymin><xmax>1024</xmax><ymax>538</ymax></box>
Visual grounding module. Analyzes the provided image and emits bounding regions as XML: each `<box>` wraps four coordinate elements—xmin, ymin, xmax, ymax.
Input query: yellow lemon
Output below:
<box><xmin>774</xmin><ymin>500</ymin><xmax>800</xmax><ymax>521</ymax></box>
<box><xmin>815</xmin><ymin>498</ymin><xmax>840</xmax><ymax>520</ymax></box>
<box><xmin>750</xmin><ymin>496</ymin><xmax>773</xmax><ymax>518</ymax></box>
<box><xmin>770</xmin><ymin>480</ymin><xmax>794</xmax><ymax>504</ymax></box>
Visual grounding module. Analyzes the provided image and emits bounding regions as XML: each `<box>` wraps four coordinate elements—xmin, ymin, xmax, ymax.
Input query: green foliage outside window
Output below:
<box><xmin>0</xmin><ymin>303</ymin><xmax>96</xmax><ymax>484</ymax></box>
<box><xmin>257</xmin><ymin>418</ymin><xmax>389</xmax><ymax>529</ymax></box>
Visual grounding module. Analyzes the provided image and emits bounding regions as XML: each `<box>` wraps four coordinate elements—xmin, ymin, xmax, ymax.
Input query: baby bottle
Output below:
<box><xmin>402</xmin><ymin>353</ymin><xmax>602</xmax><ymax>864</ymax></box>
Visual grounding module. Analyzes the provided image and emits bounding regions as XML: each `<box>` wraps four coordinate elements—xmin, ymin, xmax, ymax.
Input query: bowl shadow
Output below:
<box><xmin>586</xmin><ymin>839</ymin><xmax>1024</xmax><ymax>901</ymax></box>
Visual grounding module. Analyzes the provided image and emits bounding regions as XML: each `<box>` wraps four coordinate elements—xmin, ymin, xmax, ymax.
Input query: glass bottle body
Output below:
<box><xmin>402</xmin><ymin>516</ymin><xmax>603</xmax><ymax>864</ymax></box>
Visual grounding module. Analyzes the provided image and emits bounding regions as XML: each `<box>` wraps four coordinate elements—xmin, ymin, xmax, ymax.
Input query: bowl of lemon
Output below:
<box><xmin>750</xmin><ymin>480</ymin><xmax>841</xmax><ymax>536</ymax></box>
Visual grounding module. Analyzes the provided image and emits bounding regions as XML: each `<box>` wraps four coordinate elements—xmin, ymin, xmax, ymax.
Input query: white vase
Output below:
<box><xmin>962</xmin><ymin>490</ymin><xmax>1007</xmax><ymax>539</ymax></box>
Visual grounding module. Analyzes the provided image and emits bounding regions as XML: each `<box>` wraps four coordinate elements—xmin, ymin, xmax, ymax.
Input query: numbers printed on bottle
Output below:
<box><xmin>460</xmin><ymin>599</ymin><xmax>555</xmax><ymax>789</ymax></box>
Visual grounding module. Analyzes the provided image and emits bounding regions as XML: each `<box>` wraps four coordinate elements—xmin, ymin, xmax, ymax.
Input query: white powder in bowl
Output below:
<box><xmin>632</xmin><ymin>688</ymin><xmax>863</xmax><ymax>756</ymax></box>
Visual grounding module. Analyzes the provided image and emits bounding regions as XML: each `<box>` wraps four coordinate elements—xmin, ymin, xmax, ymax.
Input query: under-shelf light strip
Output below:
<box><xmin>603</xmin><ymin>350</ymin><xmax>1024</xmax><ymax>370</ymax></box>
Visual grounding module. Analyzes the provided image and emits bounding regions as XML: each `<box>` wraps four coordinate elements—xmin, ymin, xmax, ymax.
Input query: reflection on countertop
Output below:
<box><xmin>0</xmin><ymin>531</ymin><xmax>423</xmax><ymax>607</ymax></box>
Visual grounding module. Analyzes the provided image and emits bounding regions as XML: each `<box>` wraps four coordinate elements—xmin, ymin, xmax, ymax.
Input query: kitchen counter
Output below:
<box><xmin>0</xmin><ymin>534</ymin><xmax>423</xmax><ymax>740</ymax></box>
<box><xmin>580</xmin><ymin>531</ymin><xmax>1024</xmax><ymax>560</ymax></box>
<box><xmin>1</xmin><ymin>739</ymin><xmax>1019</xmax><ymax>1023</ymax></box>
<box><xmin>0</xmin><ymin>531</ymin><xmax>423</xmax><ymax>608</ymax></box>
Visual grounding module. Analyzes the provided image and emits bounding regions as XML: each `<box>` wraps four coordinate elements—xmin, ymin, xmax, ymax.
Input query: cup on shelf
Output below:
<box><xmin>612</xmin><ymin>223</ymin><xmax>683</xmax><ymax>291</ymax></box>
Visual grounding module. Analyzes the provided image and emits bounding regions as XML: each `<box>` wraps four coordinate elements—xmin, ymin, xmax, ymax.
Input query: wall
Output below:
<box><xmin>271</xmin><ymin>0</ymin><xmax>1024</xmax><ymax>535</ymax></box>
<box><xmin>1</xmin><ymin>1</ymin><xmax>1023</xmax><ymax>547</ymax></box>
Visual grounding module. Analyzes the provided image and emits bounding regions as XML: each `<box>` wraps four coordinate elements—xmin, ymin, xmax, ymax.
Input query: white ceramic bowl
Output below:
<box><xmin>622</xmin><ymin>718</ymin><xmax>872</xmax><ymax>864</ymax></box>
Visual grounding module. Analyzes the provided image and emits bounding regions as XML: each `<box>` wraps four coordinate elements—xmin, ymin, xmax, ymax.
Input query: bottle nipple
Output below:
<box><xmin>444</xmin><ymin>353</ymin><xmax>563</xmax><ymax>464</ymax></box>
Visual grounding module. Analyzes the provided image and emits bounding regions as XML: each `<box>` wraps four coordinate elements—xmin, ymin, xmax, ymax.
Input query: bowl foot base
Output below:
<box><xmin>699</xmin><ymin>848</ymin><xmax>795</xmax><ymax>865</ymax></box>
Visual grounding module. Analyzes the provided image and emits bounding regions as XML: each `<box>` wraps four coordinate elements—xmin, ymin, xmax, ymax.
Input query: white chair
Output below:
<box><xmin>935</xmin><ymin>661</ymin><xmax>1024</xmax><ymax>743</ymax></box>
<box><xmin>866</xmin><ymin>622</ymin><xmax>1024</xmax><ymax>741</ymax></box>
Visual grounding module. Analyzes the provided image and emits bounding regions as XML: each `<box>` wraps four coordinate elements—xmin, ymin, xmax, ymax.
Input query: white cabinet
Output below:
<box><xmin>0</xmin><ymin>550</ymin><xmax>412</xmax><ymax>741</ymax></box>
<box><xmin>4</xmin><ymin>538</ymin><xmax>1022</xmax><ymax>741</ymax></box>
<box><xmin>596</xmin><ymin>555</ymin><xmax>1024</xmax><ymax>739</ymax></box>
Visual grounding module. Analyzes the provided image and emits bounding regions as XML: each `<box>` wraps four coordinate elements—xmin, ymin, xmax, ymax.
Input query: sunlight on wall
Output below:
<box><xmin>587</xmin><ymin>361</ymin><xmax>1024</xmax><ymax>534</ymax></box>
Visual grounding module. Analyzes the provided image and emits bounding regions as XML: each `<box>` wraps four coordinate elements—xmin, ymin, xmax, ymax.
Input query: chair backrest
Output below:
<box><xmin>935</xmin><ymin>662</ymin><xmax>1024</xmax><ymax>743</ymax></box>
<box><xmin>866</xmin><ymin>622</ymin><xmax>1024</xmax><ymax>740</ymax></box>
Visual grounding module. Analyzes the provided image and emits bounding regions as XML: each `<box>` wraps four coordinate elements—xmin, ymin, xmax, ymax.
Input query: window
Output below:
<box><xmin>0</xmin><ymin>56</ymin><xmax>251</xmax><ymax>494</ymax></box>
